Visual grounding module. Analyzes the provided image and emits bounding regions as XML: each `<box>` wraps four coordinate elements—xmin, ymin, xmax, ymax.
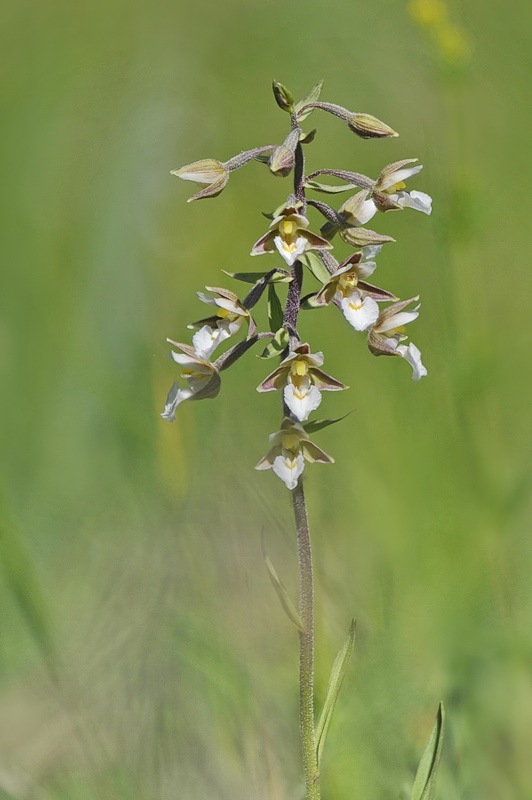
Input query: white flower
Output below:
<box><xmin>256</xmin><ymin>419</ymin><xmax>334</xmax><ymax>490</ymax></box>
<box><xmin>251</xmin><ymin>204</ymin><xmax>332</xmax><ymax>267</ymax></box>
<box><xmin>161</xmin><ymin>341</ymin><xmax>221</xmax><ymax>421</ymax></box>
<box><xmin>188</xmin><ymin>287</ymin><xmax>251</xmax><ymax>359</ymax></box>
<box><xmin>257</xmin><ymin>343</ymin><xmax>347</xmax><ymax>422</ymax></box>
<box><xmin>338</xmin><ymin>160</ymin><xmax>432</xmax><ymax>229</ymax></box>
<box><xmin>374</xmin><ymin>159</ymin><xmax>432</xmax><ymax>215</ymax></box>
<box><xmin>314</xmin><ymin>254</ymin><xmax>397</xmax><ymax>332</ymax></box>
<box><xmin>367</xmin><ymin>297</ymin><xmax>427</xmax><ymax>380</ymax></box>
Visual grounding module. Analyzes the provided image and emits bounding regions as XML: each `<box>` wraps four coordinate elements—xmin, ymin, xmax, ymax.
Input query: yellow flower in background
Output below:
<box><xmin>408</xmin><ymin>0</ymin><xmax>471</xmax><ymax>66</ymax></box>
<box><xmin>408</xmin><ymin>0</ymin><xmax>447</xmax><ymax>27</ymax></box>
<box><xmin>436</xmin><ymin>21</ymin><xmax>471</xmax><ymax>64</ymax></box>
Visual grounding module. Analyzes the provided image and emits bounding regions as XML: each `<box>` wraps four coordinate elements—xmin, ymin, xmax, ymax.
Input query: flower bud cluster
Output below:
<box><xmin>163</xmin><ymin>80</ymin><xmax>432</xmax><ymax>490</ymax></box>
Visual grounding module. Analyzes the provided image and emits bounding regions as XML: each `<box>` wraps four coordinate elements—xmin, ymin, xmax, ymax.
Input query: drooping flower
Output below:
<box><xmin>255</xmin><ymin>418</ymin><xmax>334</xmax><ymax>490</ymax></box>
<box><xmin>257</xmin><ymin>343</ymin><xmax>347</xmax><ymax>422</ymax></box>
<box><xmin>373</xmin><ymin>159</ymin><xmax>432</xmax><ymax>214</ymax></box>
<box><xmin>188</xmin><ymin>287</ymin><xmax>253</xmax><ymax>359</ymax></box>
<box><xmin>251</xmin><ymin>202</ymin><xmax>332</xmax><ymax>267</ymax></box>
<box><xmin>161</xmin><ymin>341</ymin><xmax>221</xmax><ymax>421</ymax></box>
<box><xmin>333</xmin><ymin>160</ymin><xmax>432</xmax><ymax>229</ymax></box>
<box><xmin>367</xmin><ymin>297</ymin><xmax>427</xmax><ymax>380</ymax></box>
<box><xmin>314</xmin><ymin>253</ymin><xmax>397</xmax><ymax>332</ymax></box>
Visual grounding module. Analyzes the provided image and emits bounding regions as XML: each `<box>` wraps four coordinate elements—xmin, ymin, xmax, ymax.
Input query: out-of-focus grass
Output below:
<box><xmin>1</xmin><ymin>0</ymin><xmax>532</xmax><ymax>797</ymax></box>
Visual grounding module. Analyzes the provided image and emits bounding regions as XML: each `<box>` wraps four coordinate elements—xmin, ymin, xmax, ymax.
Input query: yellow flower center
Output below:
<box><xmin>384</xmin><ymin>180</ymin><xmax>406</xmax><ymax>194</ymax></box>
<box><xmin>279</xmin><ymin>219</ymin><xmax>298</xmax><ymax>241</ymax></box>
<box><xmin>338</xmin><ymin>271</ymin><xmax>358</xmax><ymax>295</ymax></box>
<box><xmin>281</xmin><ymin>433</ymin><xmax>301</xmax><ymax>452</ymax></box>
<box><xmin>384</xmin><ymin>325</ymin><xmax>407</xmax><ymax>337</ymax></box>
<box><xmin>290</xmin><ymin>359</ymin><xmax>309</xmax><ymax>377</ymax></box>
<box><xmin>217</xmin><ymin>308</ymin><xmax>239</xmax><ymax>321</ymax></box>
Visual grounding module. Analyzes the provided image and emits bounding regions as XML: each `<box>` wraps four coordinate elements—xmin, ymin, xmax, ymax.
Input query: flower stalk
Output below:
<box><xmin>162</xmin><ymin>78</ymin><xmax>442</xmax><ymax>800</ymax></box>
<box><xmin>293</xmin><ymin>480</ymin><xmax>320</xmax><ymax>800</ymax></box>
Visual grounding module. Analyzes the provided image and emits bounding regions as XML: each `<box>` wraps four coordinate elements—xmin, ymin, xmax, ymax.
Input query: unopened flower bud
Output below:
<box><xmin>272</xmin><ymin>80</ymin><xmax>295</xmax><ymax>112</ymax></box>
<box><xmin>347</xmin><ymin>113</ymin><xmax>399</xmax><ymax>139</ymax></box>
<box><xmin>268</xmin><ymin>129</ymin><xmax>300</xmax><ymax>177</ymax></box>
<box><xmin>269</xmin><ymin>145</ymin><xmax>295</xmax><ymax>177</ymax></box>
<box><xmin>340</xmin><ymin>226</ymin><xmax>395</xmax><ymax>248</ymax></box>
<box><xmin>171</xmin><ymin>159</ymin><xmax>230</xmax><ymax>202</ymax></box>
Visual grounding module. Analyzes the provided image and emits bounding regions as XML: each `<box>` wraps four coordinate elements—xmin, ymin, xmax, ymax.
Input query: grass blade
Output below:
<box><xmin>316</xmin><ymin>618</ymin><xmax>356</xmax><ymax>766</ymax></box>
<box><xmin>411</xmin><ymin>702</ymin><xmax>446</xmax><ymax>800</ymax></box>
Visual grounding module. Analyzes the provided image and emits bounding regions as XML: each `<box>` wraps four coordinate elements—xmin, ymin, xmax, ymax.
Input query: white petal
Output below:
<box><xmin>192</xmin><ymin>324</ymin><xmax>229</xmax><ymax>359</ymax></box>
<box><xmin>160</xmin><ymin>383</ymin><xmax>194</xmax><ymax>421</ymax></box>
<box><xmin>376</xmin><ymin>309</ymin><xmax>419</xmax><ymax>333</ymax></box>
<box><xmin>273</xmin><ymin>235</ymin><xmax>308</xmax><ymax>266</ymax></box>
<box><xmin>284</xmin><ymin>379</ymin><xmax>322</xmax><ymax>422</ymax></box>
<box><xmin>348</xmin><ymin>198</ymin><xmax>378</xmax><ymax>226</ymax></box>
<box><xmin>213</xmin><ymin>297</ymin><xmax>244</xmax><ymax>315</ymax></box>
<box><xmin>396</xmin><ymin>342</ymin><xmax>427</xmax><ymax>380</ymax></box>
<box><xmin>272</xmin><ymin>451</ymin><xmax>305</xmax><ymax>490</ymax></box>
<box><xmin>357</xmin><ymin>260</ymin><xmax>377</xmax><ymax>279</ymax></box>
<box><xmin>306</xmin><ymin>351</ymin><xmax>324</xmax><ymax>368</ymax></box>
<box><xmin>196</xmin><ymin>291</ymin><xmax>217</xmax><ymax>306</ymax></box>
<box><xmin>379</xmin><ymin>165</ymin><xmax>423</xmax><ymax>191</ymax></box>
<box><xmin>397</xmin><ymin>190</ymin><xmax>432</xmax><ymax>215</ymax></box>
<box><xmin>362</xmin><ymin>244</ymin><xmax>383</xmax><ymax>260</ymax></box>
<box><xmin>171</xmin><ymin>351</ymin><xmax>204</xmax><ymax>369</ymax></box>
<box><xmin>340</xmin><ymin>293</ymin><xmax>379</xmax><ymax>331</ymax></box>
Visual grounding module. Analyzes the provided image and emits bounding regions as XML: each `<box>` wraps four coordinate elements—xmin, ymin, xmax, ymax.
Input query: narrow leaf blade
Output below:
<box><xmin>300</xmin><ymin>252</ymin><xmax>331</xmax><ymax>284</ymax></box>
<box><xmin>295</xmin><ymin>80</ymin><xmax>325</xmax><ymax>122</ymax></box>
<box><xmin>259</xmin><ymin>327</ymin><xmax>289</xmax><ymax>359</ymax></box>
<box><xmin>223</xmin><ymin>270</ymin><xmax>273</xmax><ymax>284</ymax></box>
<box><xmin>261</xmin><ymin>536</ymin><xmax>305</xmax><ymax>633</ymax></box>
<box><xmin>267</xmin><ymin>284</ymin><xmax>284</xmax><ymax>332</ymax></box>
<box><xmin>316</xmin><ymin>619</ymin><xmax>356</xmax><ymax>766</ymax></box>
<box><xmin>305</xmin><ymin>179</ymin><xmax>361</xmax><ymax>194</ymax></box>
<box><xmin>303</xmin><ymin>413</ymin><xmax>353</xmax><ymax>435</ymax></box>
<box><xmin>411</xmin><ymin>703</ymin><xmax>446</xmax><ymax>800</ymax></box>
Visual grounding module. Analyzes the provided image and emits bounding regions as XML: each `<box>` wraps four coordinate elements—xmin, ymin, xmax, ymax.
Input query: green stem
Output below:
<box><xmin>292</xmin><ymin>480</ymin><xmax>320</xmax><ymax>800</ymax></box>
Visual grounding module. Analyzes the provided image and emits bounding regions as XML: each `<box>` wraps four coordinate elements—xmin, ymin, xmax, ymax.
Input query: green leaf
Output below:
<box><xmin>303</xmin><ymin>412</ymin><xmax>353</xmax><ymax>434</ymax></box>
<box><xmin>316</xmin><ymin>619</ymin><xmax>356</xmax><ymax>766</ymax></box>
<box><xmin>295</xmin><ymin>79</ymin><xmax>324</xmax><ymax>122</ymax></box>
<box><xmin>300</xmin><ymin>293</ymin><xmax>325</xmax><ymax>310</ymax></box>
<box><xmin>255</xmin><ymin>154</ymin><xmax>271</xmax><ymax>165</ymax></box>
<box><xmin>411</xmin><ymin>703</ymin><xmax>446</xmax><ymax>800</ymax></box>
<box><xmin>300</xmin><ymin>252</ymin><xmax>331</xmax><ymax>284</ymax></box>
<box><xmin>222</xmin><ymin>269</ymin><xmax>291</xmax><ymax>285</ymax></box>
<box><xmin>259</xmin><ymin>327</ymin><xmax>289</xmax><ymax>359</ymax></box>
<box><xmin>262</xmin><ymin>535</ymin><xmax>305</xmax><ymax>633</ymax></box>
<box><xmin>223</xmin><ymin>270</ymin><xmax>271</xmax><ymax>285</ymax></box>
<box><xmin>305</xmin><ymin>179</ymin><xmax>359</xmax><ymax>194</ymax></box>
<box><xmin>267</xmin><ymin>284</ymin><xmax>284</xmax><ymax>332</ymax></box>
<box><xmin>299</xmin><ymin>128</ymin><xmax>317</xmax><ymax>144</ymax></box>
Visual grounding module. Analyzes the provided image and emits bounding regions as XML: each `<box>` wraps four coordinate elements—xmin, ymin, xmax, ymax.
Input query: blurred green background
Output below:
<box><xmin>1</xmin><ymin>0</ymin><xmax>531</xmax><ymax>797</ymax></box>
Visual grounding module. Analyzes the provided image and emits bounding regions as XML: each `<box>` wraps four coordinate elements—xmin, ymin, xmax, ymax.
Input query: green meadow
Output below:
<box><xmin>1</xmin><ymin>0</ymin><xmax>531</xmax><ymax>797</ymax></box>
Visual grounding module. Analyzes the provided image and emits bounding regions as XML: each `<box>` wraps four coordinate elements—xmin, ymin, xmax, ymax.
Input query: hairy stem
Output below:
<box><xmin>293</xmin><ymin>480</ymin><xmax>320</xmax><ymax>800</ymax></box>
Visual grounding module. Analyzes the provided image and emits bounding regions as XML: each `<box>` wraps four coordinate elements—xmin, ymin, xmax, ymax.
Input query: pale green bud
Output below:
<box><xmin>347</xmin><ymin>113</ymin><xmax>399</xmax><ymax>139</ymax></box>
<box><xmin>272</xmin><ymin>80</ymin><xmax>295</xmax><ymax>112</ymax></box>
<box><xmin>171</xmin><ymin>159</ymin><xmax>230</xmax><ymax>202</ymax></box>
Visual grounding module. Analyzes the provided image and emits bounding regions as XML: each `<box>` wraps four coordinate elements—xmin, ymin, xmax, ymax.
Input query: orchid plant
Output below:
<box><xmin>162</xmin><ymin>80</ymin><xmax>444</xmax><ymax>800</ymax></box>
